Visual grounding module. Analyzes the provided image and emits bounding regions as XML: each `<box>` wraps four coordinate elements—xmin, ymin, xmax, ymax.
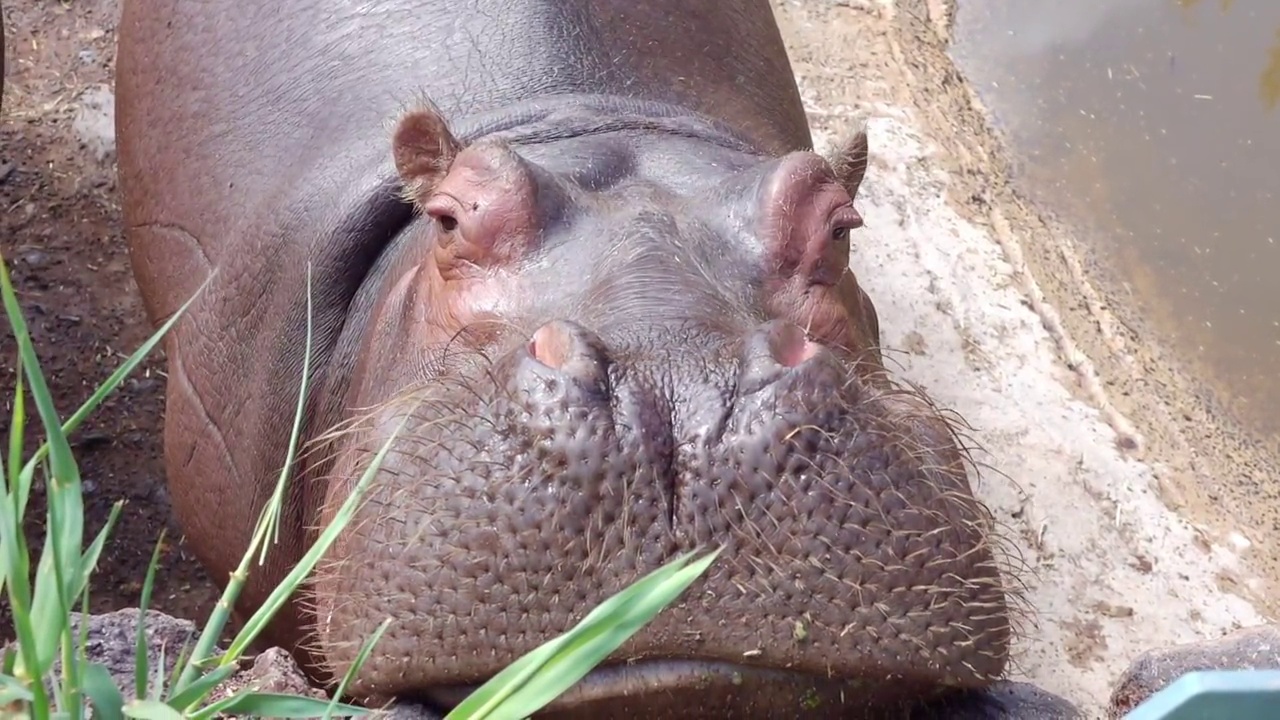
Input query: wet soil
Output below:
<box><xmin>0</xmin><ymin>0</ymin><xmax>221</xmax><ymax>640</ymax></box>
<box><xmin>949</xmin><ymin>0</ymin><xmax>1280</xmax><ymax>437</ymax></box>
<box><xmin>943</xmin><ymin>0</ymin><xmax>1280</xmax><ymax>616</ymax></box>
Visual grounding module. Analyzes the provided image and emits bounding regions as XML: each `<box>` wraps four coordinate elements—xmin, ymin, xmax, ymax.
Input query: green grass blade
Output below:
<box><xmin>77</xmin><ymin>500</ymin><xmax>123</xmax><ymax>600</ymax></box>
<box><xmin>65</xmin><ymin>585</ymin><xmax>95</xmax><ymax>718</ymax></box>
<box><xmin>446</xmin><ymin>548</ymin><xmax>721</xmax><ymax>720</ymax></box>
<box><xmin>122</xmin><ymin>698</ymin><xmax>185</xmax><ymax>720</ymax></box>
<box><xmin>133</xmin><ymin>530</ymin><xmax>167</xmax><ymax>700</ymax></box>
<box><xmin>163</xmin><ymin>641</ymin><xmax>191</xmax><ymax>702</ymax></box>
<box><xmin>27</xmin><ymin>528</ymin><xmax>70</xmax><ymax>674</ymax></box>
<box><xmin>15</xmin><ymin>274</ymin><xmax>210</xmax><ymax>519</ymax></box>
<box><xmin>175</xmin><ymin>273</ymin><xmax>313</xmax><ymax>692</ymax></box>
<box><xmin>258</xmin><ymin>266</ymin><xmax>315</xmax><ymax>564</ymax></box>
<box><xmin>80</xmin><ymin>661</ymin><xmax>126</xmax><ymax>720</ymax></box>
<box><xmin>0</xmin><ymin>272</ymin><xmax>43</xmax><ymax>711</ymax></box>
<box><xmin>321</xmin><ymin>617</ymin><xmax>392</xmax><ymax>720</ymax></box>
<box><xmin>0</xmin><ymin>359</ymin><xmax>9</xmax><ymax>604</ymax></box>
<box><xmin>0</xmin><ymin>673</ymin><xmax>35</xmax><ymax>704</ymax></box>
<box><xmin>162</xmin><ymin>663</ymin><xmax>239</xmax><ymax>712</ymax></box>
<box><xmin>0</xmin><ymin>519</ymin><xmax>40</xmax><ymax>709</ymax></box>
<box><xmin>6</xmin><ymin>358</ymin><xmax>24</xmax><ymax>516</ymax></box>
<box><xmin>219</xmin><ymin>420</ymin><xmax>407</xmax><ymax>663</ymax></box>
<box><xmin>0</xmin><ymin>250</ymin><xmax>86</xmax><ymax>691</ymax></box>
<box><xmin>446</xmin><ymin>639</ymin><xmax>569</xmax><ymax>720</ymax></box>
<box><xmin>193</xmin><ymin>691</ymin><xmax>370</xmax><ymax>720</ymax></box>
<box><xmin>490</xmin><ymin>549</ymin><xmax>719</xmax><ymax>719</ymax></box>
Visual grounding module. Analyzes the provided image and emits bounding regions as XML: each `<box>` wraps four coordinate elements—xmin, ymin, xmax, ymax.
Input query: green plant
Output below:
<box><xmin>0</xmin><ymin>249</ymin><xmax>718</xmax><ymax>719</ymax></box>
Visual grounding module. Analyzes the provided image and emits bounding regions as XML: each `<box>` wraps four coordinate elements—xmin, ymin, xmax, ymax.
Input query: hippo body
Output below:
<box><xmin>116</xmin><ymin>1</ymin><xmax>1027</xmax><ymax>716</ymax></box>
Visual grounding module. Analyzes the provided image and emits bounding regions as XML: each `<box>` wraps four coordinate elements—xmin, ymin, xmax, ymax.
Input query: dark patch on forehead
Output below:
<box><xmin>541</xmin><ymin>135</ymin><xmax>638</xmax><ymax>192</ymax></box>
<box><xmin>516</xmin><ymin>131</ymin><xmax>764</xmax><ymax>201</ymax></box>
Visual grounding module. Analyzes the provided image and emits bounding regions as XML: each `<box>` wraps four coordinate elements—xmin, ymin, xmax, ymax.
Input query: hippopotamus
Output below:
<box><xmin>113</xmin><ymin>0</ymin><xmax>1083</xmax><ymax>717</ymax></box>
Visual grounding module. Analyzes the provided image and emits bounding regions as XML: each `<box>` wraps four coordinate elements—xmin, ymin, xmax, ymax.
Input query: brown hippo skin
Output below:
<box><xmin>113</xmin><ymin>1</ymin><xmax>1076</xmax><ymax>717</ymax></box>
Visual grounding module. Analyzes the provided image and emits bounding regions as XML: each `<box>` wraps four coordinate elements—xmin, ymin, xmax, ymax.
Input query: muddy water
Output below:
<box><xmin>948</xmin><ymin>0</ymin><xmax>1280</xmax><ymax>436</ymax></box>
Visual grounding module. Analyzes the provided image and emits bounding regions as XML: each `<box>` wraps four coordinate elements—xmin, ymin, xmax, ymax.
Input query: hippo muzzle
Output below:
<box><xmin>305</xmin><ymin>106</ymin><xmax>1015</xmax><ymax>717</ymax></box>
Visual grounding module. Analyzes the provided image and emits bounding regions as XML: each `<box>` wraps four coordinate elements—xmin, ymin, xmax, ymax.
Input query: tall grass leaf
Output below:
<box><xmin>0</xmin><ymin>443</ymin><xmax>5</xmax><ymax>604</ymax></box>
<box><xmin>122</xmin><ymin>698</ymin><xmax>185</xmax><ymax>720</ymax></box>
<box><xmin>193</xmin><ymin>692</ymin><xmax>370</xmax><ymax>720</ymax></box>
<box><xmin>80</xmin><ymin>661</ymin><xmax>126</xmax><ymax>720</ymax></box>
<box><xmin>446</xmin><ymin>548</ymin><xmax>720</xmax><ymax>720</ymax></box>
<box><xmin>26</xmin><ymin>535</ymin><xmax>66</xmax><ymax>672</ymax></box>
<box><xmin>0</xmin><ymin>507</ymin><xmax>38</xmax><ymax>702</ymax></box>
<box><xmin>0</xmin><ymin>674</ymin><xmax>34</xmax><ymax>704</ymax></box>
<box><xmin>6</xmin><ymin>358</ymin><xmax>24</xmax><ymax>512</ymax></box>
<box><xmin>15</xmin><ymin>274</ymin><xmax>210</xmax><ymax>519</ymax></box>
<box><xmin>163</xmin><ymin>641</ymin><xmax>192</xmax><ymax>702</ymax></box>
<box><xmin>64</xmin><ymin>585</ymin><xmax>95</xmax><ymax>719</ymax></box>
<box><xmin>0</xmin><ymin>344</ymin><xmax>41</xmax><ymax>710</ymax></box>
<box><xmin>134</xmin><ymin>531</ymin><xmax>168</xmax><ymax>701</ymax></box>
<box><xmin>0</xmin><ymin>338</ymin><xmax>28</xmax><ymax>686</ymax></box>
<box><xmin>174</xmin><ymin>280</ymin><xmax>318</xmax><ymax>693</ymax></box>
<box><xmin>77</xmin><ymin>500</ymin><xmax>123</xmax><ymax>600</ymax></box>
<box><xmin>322</xmin><ymin>617</ymin><xmax>392</xmax><ymax>720</ymax></box>
<box><xmin>0</xmin><ymin>252</ymin><xmax>85</xmax><ymax>684</ymax></box>
<box><xmin>220</xmin><ymin>420</ymin><xmax>407</xmax><ymax>663</ymax></box>
<box><xmin>162</xmin><ymin>663</ymin><xmax>239</xmax><ymax>713</ymax></box>
<box><xmin>476</xmin><ymin>551</ymin><xmax>718</xmax><ymax>720</ymax></box>
<box><xmin>0</xmin><ymin>576</ymin><xmax>40</xmax><ymax>710</ymax></box>
<box><xmin>0</xmin><ymin>252</ymin><xmax>84</xmax><ymax>524</ymax></box>
<box><xmin>445</xmin><ymin>638</ymin><xmax>569</xmax><ymax>720</ymax></box>
<box><xmin>0</xmin><ymin>358</ymin><xmax>9</xmax><ymax>612</ymax></box>
<box><xmin>259</xmin><ymin>265</ymin><xmax>315</xmax><ymax>564</ymax></box>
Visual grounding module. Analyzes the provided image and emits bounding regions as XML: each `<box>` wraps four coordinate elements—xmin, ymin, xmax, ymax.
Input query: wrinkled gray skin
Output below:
<box><xmin>116</xmin><ymin>0</ymin><xmax>1034</xmax><ymax>717</ymax></box>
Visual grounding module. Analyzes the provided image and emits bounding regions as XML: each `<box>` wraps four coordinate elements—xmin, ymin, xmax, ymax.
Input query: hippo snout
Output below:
<box><xmin>311</xmin><ymin>314</ymin><xmax>1011</xmax><ymax>715</ymax></box>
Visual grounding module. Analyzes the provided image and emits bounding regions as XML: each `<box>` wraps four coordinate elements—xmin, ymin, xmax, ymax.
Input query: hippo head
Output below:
<box><xmin>309</xmin><ymin>104</ymin><xmax>1016</xmax><ymax>717</ymax></box>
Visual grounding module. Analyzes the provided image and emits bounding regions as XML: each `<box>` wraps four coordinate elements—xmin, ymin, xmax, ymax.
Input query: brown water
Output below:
<box><xmin>949</xmin><ymin>0</ymin><xmax>1280</xmax><ymax>437</ymax></box>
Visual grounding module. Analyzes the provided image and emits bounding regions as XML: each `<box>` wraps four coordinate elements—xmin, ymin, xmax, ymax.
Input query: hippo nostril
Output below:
<box><xmin>529</xmin><ymin>322</ymin><xmax>575</xmax><ymax>370</ymax></box>
<box><xmin>522</xmin><ymin>320</ymin><xmax>610</xmax><ymax>389</ymax></box>
<box><xmin>765</xmin><ymin>321</ymin><xmax>820</xmax><ymax>368</ymax></box>
<box><xmin>738</xmin><ymin>320</ymin><xmax>830</xmax><ymax>396</ymax></box>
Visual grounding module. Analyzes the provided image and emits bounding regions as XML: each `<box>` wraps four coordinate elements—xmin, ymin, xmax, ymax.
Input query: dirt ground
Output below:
<box><xmin>0</xmin><ymin>0</ymin><xmax>221</xmax><ymax>635</ymax></box>
<box><xmin>1</xmin><ymin>0</ymin><xmax>1275</xmax><ymax>716</ymax></box>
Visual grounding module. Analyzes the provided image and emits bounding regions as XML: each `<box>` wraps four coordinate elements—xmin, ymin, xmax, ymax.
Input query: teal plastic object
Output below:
<box><xmin>1123</xmin><ymin>670</ymin><xmax>1280</xmax><ymax>719</ymax></box>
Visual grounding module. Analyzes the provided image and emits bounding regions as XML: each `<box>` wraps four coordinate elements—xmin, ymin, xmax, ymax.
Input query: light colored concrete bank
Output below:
<box><xmin>771</xmin><ymin>0</ymin><xmax>1269</xmax><ymax>714</ymax></box>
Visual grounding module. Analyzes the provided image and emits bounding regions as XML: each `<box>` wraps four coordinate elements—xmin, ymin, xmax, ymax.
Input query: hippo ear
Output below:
<box><xmin>758</xmin><ymin>152</ymin><xmax>863</xmax><ymax>286</ymax></box>
<box><xmin>393</xmin><ymin>108</ymin><xmax>462</xmax><ymax>201</ymax></box>
<box><xmin>826</xmin><ymin>127</ymin><xmax>869</xmax><ymax>201</ymax></box>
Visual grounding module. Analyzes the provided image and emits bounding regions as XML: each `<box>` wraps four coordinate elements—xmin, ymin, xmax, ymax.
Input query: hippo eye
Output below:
<box><xmin>829</xmin><ymin>205</ymin><xmax>863</xmax><ymax>243</ymax></box>
<box><xmin>436</xmin><ymin>214</ymin><xmax>458</xmax><ymax>232</ymax></box>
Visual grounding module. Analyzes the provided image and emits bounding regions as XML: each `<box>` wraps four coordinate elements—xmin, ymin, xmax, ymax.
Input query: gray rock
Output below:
<box><xmin>1108</xmin><ymin>623</ymin><xmax>1280</xmax><ymax>718</ymax></box>
<box><xmin>907</xmin><ymin>681</ymin><xmax>1083</xmax><ymax>719</ymax></box>
<box><xmin>71</xmin><ymin>85</ymin><xmax>117</xmax><ymax>165</ymax></box>
<box><xmin>9</xmin><ymin>609</ymin><xmax>340</xmax><ymax>718</ymax></box>
<box><xmin>66</xmin><ymin>607</ymin><xmax>198</xmax><ymax>703</ymax></box>
<box><xmin>378</xmin><ymin>701</ymin><xmax>445</xmax><ymax>719</ymax></box>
